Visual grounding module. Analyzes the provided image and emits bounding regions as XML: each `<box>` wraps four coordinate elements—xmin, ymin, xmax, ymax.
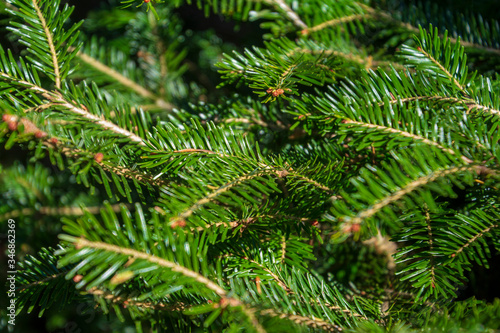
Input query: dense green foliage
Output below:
<box><xmin>1</xmin><ymin>0</ymin><xmax>500</xmax><ymax>332</ymax></box>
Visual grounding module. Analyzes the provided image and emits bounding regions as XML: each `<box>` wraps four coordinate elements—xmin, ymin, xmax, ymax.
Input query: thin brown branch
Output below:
<box><xmin>467</xmin><ymin>103</ymin><xmax>500</xmax><ymax>117</ymax></box>
<box><xmin>55</xmin><ymin>99</ymin><xmax>146</xmax><ymax>145</ymax></box>
<box><xmin>224</xmin><ymin>117</ymin><xmax>270</xmax><ymax>128</ymax></box>
<box><xmin>190</xmin><ymin>214</ymin><xmax>316</xmax><ymax>232</ymax></box>
<box><xmin>385</xmin><ymin>94</ymin><xmax>500</xmax><ymax>118</ymax></box>
<box><xmin>280</xmin><ymin>235</ymin><xmax>287</xmax><ymax>263</ymax></box>
<box><xmin>2</xmin><ymin>114</ymin><xmax>167</xmax><ymax>190</ymax></box>
<box><xmin>103</xmin><ymin>163</ymin><xmax>168</xmax><ymax>187</ymax></box>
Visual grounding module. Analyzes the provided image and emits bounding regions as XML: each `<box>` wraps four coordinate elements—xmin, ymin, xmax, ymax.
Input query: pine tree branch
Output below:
<box><xmin>468</xmin><ymin>103</ymin><xmax>500</xmax><ymax>117</ymax></box>
<box><xmin>342</xmin><ymin>119</ymin><xmax>473</xmax><ymax>164</ymax></box>
<box><xmin>288</xmin><ymin>169</ymin><xmax>334</xmax><ymax>193</ymax></box>
<box><xmin>451</xmin><ymin>223</ymin><xmax>500</xmax><ymax>258</ymax></box>
<box><xmin>0</xmin><ymin>72</ymin><xmax>147</xmax><ymax>144</ymax></box>
<box><xmin>18</xmin><ymin>272</ymin><xmax>66</xmax><ymax>292</ymax></box>
<box><xmin>102</xmin><ymin>162</ymin><xmax>168</xmax><ymax>187</ymax></box>
<box><xmin>0</xmin><ymin>203</ymin><xmax>128</xmax><ymax>220</ymax></box>
<box><xmin>425</xmin><ymin>210</ymin><xmax>436</xmax><ymax>288</ymax></box>
<box><xmin>301</xmin><ymin>13</ymin><xmax>370</xmax><ymax>35</ymax></box>
<box><xmin>288</xmin><ymin>48</ymin><xmax>405</xmax><ymax>70</ymax></box>
<box><xmin>169</xmin><ymin>169</ymin><xmax>277</xmax><ymax>226</ymax></box>
<box><xmin>415</xmin><ymin>46</ymin><xmax>465</xmax><ymax>92</ymax></box>
<box><xmin>86</xmin><ymin>287</ymin><xmax>187</xmax><ymax>311</ymax></box>
<box><xmin>1</xmin><ymin>115</ymin><xmax>167</xmax><ymax>190</ymax></box>
<box><xmin>246</xmin><ymin>258</ymin><xmax>291</xmax><ymax>292</ymax></box>
<box><xmin>74</xmin><ymin>243</ymin><xmax>268</xmax><ymax>333</ymax></box>
<box><xmin>159</xmin><ymin>144</ymin><xmax>268</xmax><ymax>169</ymax></box>
<box><xmin>260</xmin><ymin>308</ymin><xmax>342</xmax><ymax>332</ymax></box>
<box><xmin>31</xmin><ymin>0</ymin><xmax>61</xmax><ymax>88</ymax></box>
<box><xmin>345</xmin><ymin>164</ymin><xmax>497</xmax><ymax>226</ymax></box>
<box><xmin>73</xmin><ymin>238</ymin><xmax>228</xmax><ymax>296</ymax></box>
<box><xmin>233</xmin><ymin>255</ymin><xmax>367</xmax><ymax>320</ymax></box>
<box><xmin>75</xmin><ymin>50</ymin><xmax>175</xmax><ymax>110</ymax></box>
<box><xmin>56</xmin><ymin>98</ymin><xmax>144</xmax><ymax>145</ymax></box>
<box><xmin>263</xmin><ymin>0</ymin><xmax>307</xmax><ymax>29</ymax></box>
<box><xmin>50</xmin><ymin>139</ymin><xmax>166</xmax><ymax>187</ymax></box>
<box><xmin>358</xmin><ymin>3</ymin><xmax>500</xmax><ymax>56</ymax></box>
<box><xmin>189</xmin><ymin>214</ymin><xmax>316</xmax><ymax>232</ymax></box>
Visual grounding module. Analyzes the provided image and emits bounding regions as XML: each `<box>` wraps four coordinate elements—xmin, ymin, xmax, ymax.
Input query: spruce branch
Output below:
<box><xmin>359</xmin><ymin>2</ymin><xmax>500</xmax><ymax>56</ymax></box>
<box><xmin>424</xmin><ymin>210</ymin><xmax>436</xmax><ymax>289</ymax></box>
<box><xmin>74</xmin><ymin>50</ymin><xmax>175</xmax><ymax>110</ymax></box>
<box><xmin>341</xmin><ymin>119</ymin><xmax>473</xmax><ymax>164</ymax></box>
<box><xmin>31</xmin><ymin>0</ymin><xmax>60</xmax><ymax>88</ymax></box>
<box><xmin>0</xmin><ymin>203</ymin><xmax>127</xmax><ymax>220</ymax></box>
<box><xmin>0</xmin><ymin>72</ymin><xmax>147</xmax><ymax>144</ymax></box>
<box><xmin>343</xmin><ymin>164</ymin><xmax>489</xmax><ymax>226</ymax></box>
<box><xmin>85</xmin><ymin>287</ymin><xmax>188</xmax><ymax>311</ymax></box>
<box><xmin>5</xmin><ymin>0</ymin><xmax>500</xmax><ymax>331</ymax></box>
<box><xmin>411</xmin><ymin>45</ymin><xmax>465</xmax><ymax>92</ymax></box>
<box><xmin>301</xmin><ymin>13</ymin><xmax>370</xmax><ymax>36</ymax></box>
<box><xmin>168</xmin><ymin>168</ymin><xmax>279</xmax><ymax>226</ymax></box>
<box><xmin>260</xmin><ymin>308</ymin><xmax>342</xmax><ymax>332</ymax></box>
<box><xmin>263</xmin><ymin>0</ymin><xmax>307</xmax><ymax>29</ymax></box>
<box><xmin>452</xmin><ymin>223</ymin><xmax>499</xmax><ymax>258</ymax></box>
<box><xmin>288</xmin><ymin>47</ymin><xmax>404</xmax><ymax>70</ymax></box>
<box><xmin>288</xmin><ymin>169</ymin><xmax>334</xmax><ymax>193</ymax></box>
<box><xmin>18</xmin><ymin>271</ymin><xmax>66</xmax><ymax>293</ymax></box>
<box><xmin>71</xmin><ymin>237</ymin><xmax>227</xmax><ymax>296</ymax></box>
<box><xmin>6</xmin><ymin>0</ymin><xmax>82</xmax><ymax>85</ymax></box>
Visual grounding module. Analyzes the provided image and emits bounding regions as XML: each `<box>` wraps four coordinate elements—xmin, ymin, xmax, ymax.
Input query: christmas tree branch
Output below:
<box><xmin>75</xmin><ymin>51</ymin><xmax>175</xmax><ymax>110</ymax></box>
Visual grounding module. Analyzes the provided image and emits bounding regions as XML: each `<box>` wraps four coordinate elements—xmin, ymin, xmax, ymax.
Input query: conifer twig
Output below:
<box><xmin>301</xmin><ymin>13</ymin><xmax>370</xmax><ymax>35</ymax></box>
<box><xmin>342</xmin><ymin>119</ymin><xmax>473</xmax><ymax>164</ymax></box>
<box><xmin>344</xmin><ymin>165</ymin><xmax>498</xmax><ymax>226</ymax></box>
<box><xmin>358</xmin><ymin>3</ymin><xmax>500</xmax><ymax>56</ymax></box>
<box><xmin>32</xmin><ymin>0</ymin><xmax>60</xmax><ymax>89</ymax></box>
<box><xmin>260</xmin><ymin>309</ymin><xmax>342</xmax><ymax>332</ymax></box>
<box><xmin>0</xmin><ymin>72</ymin><xmax>147</xmax><ymax>145</ymax></box>
<box><xmin>75</xmin><ymin>51</ymin><xmax>175</xmax><ymax>110</ymax></box>
<box><xmin>74</xmin><ymin>238</ymin><xmax>228</xmax><ymax>296</ymax></box>
<box><xmin>263</xmin><ymin>0</ymin><xmax>307</xmax><ymax>29</ymax></box>
<box><xmin>0</xmin><ymin>203</ymin><xmax>129</xmax><ymax>220</ymax></box>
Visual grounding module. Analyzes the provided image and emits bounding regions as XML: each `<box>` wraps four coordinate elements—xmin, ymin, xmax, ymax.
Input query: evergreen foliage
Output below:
<box><xmin>0</xmin><ymin>0</ymin><xmax>499</xmax><ymax>332</ymax></box>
